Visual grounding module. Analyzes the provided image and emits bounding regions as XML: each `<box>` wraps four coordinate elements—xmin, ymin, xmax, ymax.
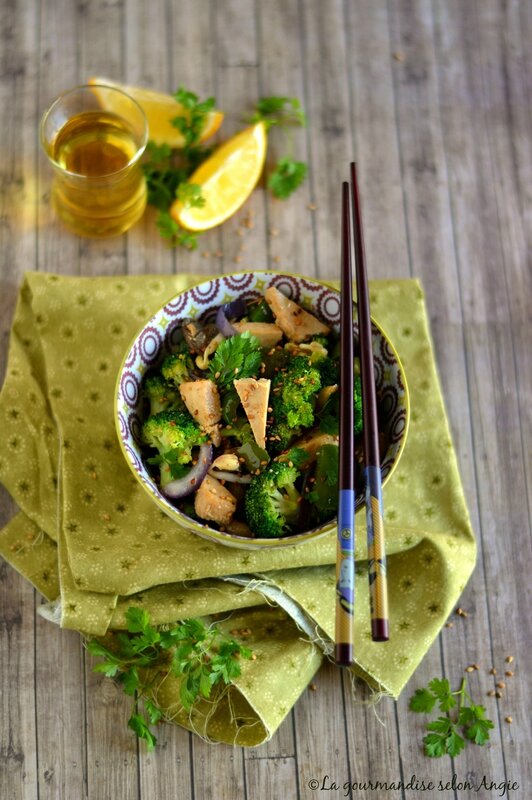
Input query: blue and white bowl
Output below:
<box><xmin>115</xmin><ymin>272</ymin><xmax>409</xmax><ymax>549</ymax></box>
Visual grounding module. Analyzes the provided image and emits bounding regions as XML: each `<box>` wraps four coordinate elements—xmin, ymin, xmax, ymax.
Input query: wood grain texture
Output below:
<box><xmin>0</xmin><ymin>1</ymin><xmax>530</xmax><ymax>798</ymax></box>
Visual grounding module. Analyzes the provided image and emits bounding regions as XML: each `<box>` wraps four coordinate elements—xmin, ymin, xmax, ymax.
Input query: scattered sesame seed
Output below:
<box><xmin>393</xmin><ymin>51</ymin><xmax>406</xmax><ymax>62</ymax></box>
<box><xmin>505</xmin><ymin>670</ymin><xmax>514</xmax><ymax>677</ymax></box>
<box><xmin>489</xmin><ymin>668</ymin><xmax>497</xmax><ymax>675</ymax></box>
<box><xmin>307</xmin><ymin>202</ymin><xmax>318</xmax><ymax>211</ymax></box>
<box><xmin>445</xmin><ymin>622</ymin><xmax>454</xmax><ymax>628</ymax></box>
<box><xmin>472</xmin><ymin>663</ymin><xmax>480</xmax><ymax>670</ymax></box>
<box><xmin>251</xmin><ymin>653</ymin><xmax>257</xmax><ymax>660</ymax></box>
<box><xmin>465</xmin><ymin>666</ymin><xmax>474</xmax><ymax>673</ymax></box>
<box><xmin>487</xmin><ymin>690</ymin><xmax>496</xmax><ymax>697</ymax></box>
<box><xmin>505</xmin><ymin>655</ymin><xmax>514</xmax><ymax>663</ymax></box>
<box><xmin>496</xmin><ymin>681</ymin><xmax>506</xmax><ymax>689</ymax></box>
<box><xmin>495</xmin><ymin>691</ymin><xmax>503</xmax><ymax>698</ymax></box>
<box><xmin>309</xmin><ymin>683</ymin><xmax>317</xmax><ymax>691</ymax></box>
<box><xmin>505</xmin><ymin>716</ymin><xmax>513</xmax><ymax>724</ymax></box>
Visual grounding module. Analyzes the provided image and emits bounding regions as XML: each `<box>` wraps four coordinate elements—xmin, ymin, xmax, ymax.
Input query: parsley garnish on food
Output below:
<box><xmin>251</xmin><ymin>95</ymin><xmax>308</xmax><ymax>200</ymax></box>
<box><xmin>87</xmin><ymin>607</ymin><xmax>252</xmax><ymax>750</ymax></box>
<box><xmin>409</xmin><ymin>677</ymin><xmax>494</xmax><ymax>757</ymax></box>
<box><xmin>209</xmin><ymin>332</ymin><xmax>262</xmax><ymax>390</ymax></box>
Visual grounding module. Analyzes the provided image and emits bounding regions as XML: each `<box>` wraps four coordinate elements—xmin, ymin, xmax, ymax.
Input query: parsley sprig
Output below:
<box><xmin>87</xmin><ymin>607</ymin><xmax>252</xmax><ymax>750</ymax></box>
<box><xmin>409</xmin><ymin>677</ymin><xmax>494</xmax><ymax>758</ymax></box>
<box><xmin>208</xmin><ymin>331</ymin><xmax>263</xmax><ymax>390</ymax></box>
<box><xmin>251</xmin><ymin>95</ymin><xmax>308</xmax><ymax>199</ymax></box>
<box><xmin>142</xmin><ymin>86</ymin><xmax>214</xmax><ymax>248</ymax></box>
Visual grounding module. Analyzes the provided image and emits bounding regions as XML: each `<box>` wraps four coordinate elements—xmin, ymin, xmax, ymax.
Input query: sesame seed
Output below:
<box><xmin>489</xmin><ymin>668</ymin><xmax>497</xmax><ymax>675</ymax></box>
<box><xmin>465</xmin><ymin>666</ymin><xmax>474</xmax><ymax>673</ymax></box>
<box><xmin>309</xmin><ymin>683</ymin><xmax>317</xmax><ymax>691</ymax></box>
<box><xmin>495</xmin><ymin>691</ymin><xmax>503</xmax><ymax>698</ymax></box>
<box><xmin>496</xmin><ymin>681</ymin><xmax>506</xmax><ymax>689</ymax></box>
<box><xmin>505</xmin><ymin>655</ymin><xmax>514</xmax><ymax>663</ymax></box>
<box><xmin>487</xmin><ymin>690</ymin><xmax>496</xmax><ymax>697</ymax></box>
<box><xmin>505</xmin><ymin>670</ymin><xmax>514</xmax><ymax>677</ymax></box>
<box><xmin>505</xmin><ymin>716</ymin><xmax>513</xmax><ymax>724</ymax></box>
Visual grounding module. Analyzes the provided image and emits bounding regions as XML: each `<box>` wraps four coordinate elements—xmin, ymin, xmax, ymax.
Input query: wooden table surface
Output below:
<box><xmin>1</xmin><ymin>1</ymin><xmax>530</xmax><ymax>799</ymax></box>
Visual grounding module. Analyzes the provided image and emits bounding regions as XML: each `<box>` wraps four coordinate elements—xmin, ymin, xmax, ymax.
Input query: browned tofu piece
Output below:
<box><xmin>179</xmin><ymin>379</ymin><xmax>222</xmax><ymax>446</ymax></box>
<box><xmin>194</xmin><ymin>474</ymin><xmax>237</xmax><ymax>528</ymax></box>
<box><xmin>232</xmin><ymin>321</ymin><xmax>283</xmax><ymax>348</ymax></box>
<box><xmin>264</xmin><ymin>286</ymin><xmax>330</xmax><ymax>343</ymax></box>
<box><xmin>233</xmin><ymin>377</ymin><xmax>271</xmax><ymax>449</ymax></box>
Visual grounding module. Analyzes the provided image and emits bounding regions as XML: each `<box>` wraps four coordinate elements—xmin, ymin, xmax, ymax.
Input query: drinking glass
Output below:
<box><xmin>40</xmin><ymin>84</ymin><xmax>148</xmax><ymax>237</ymax></box>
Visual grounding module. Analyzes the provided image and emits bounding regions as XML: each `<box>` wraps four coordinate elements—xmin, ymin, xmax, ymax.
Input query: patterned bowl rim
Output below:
<box><xmin>114</xmin><ymin>271</ymin><xmax>410</xmax><ymax>549</ymax></box>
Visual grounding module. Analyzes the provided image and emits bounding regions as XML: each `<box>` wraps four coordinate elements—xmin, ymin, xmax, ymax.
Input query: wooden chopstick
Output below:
<box><xmin>335</xmin><ymin>181</ymin><xmax>356</xmax><ymax>667</ymax></box>
<box><xmin>350</xmin><ymin>162</ymin><xmax>389</xmax><ymax>642</ymax></box>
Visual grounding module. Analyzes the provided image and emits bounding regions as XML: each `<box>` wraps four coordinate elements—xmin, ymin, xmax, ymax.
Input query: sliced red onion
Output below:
<box><xmin>161</xmin><ymin>444</ymin><xmax>213</xmax><ymax>499</ymax></box>
<box><xmin>209</xmin><ymin>470</ymin><xmax>252</xmax><ymax>483</ymax></box>
<box><xmin>215</xmin><ymin>298</ymin><xmax>247</xmax><ymax>337</ymax></box>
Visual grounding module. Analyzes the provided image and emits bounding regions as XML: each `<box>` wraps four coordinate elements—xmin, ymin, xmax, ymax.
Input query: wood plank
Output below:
<box><xmin>255</xmin><ymin>0</ymin><xmax>316</xmax><ymax>279</ymax></box>
<box><xmin>36</xmin><ymin>0</ymin><xmax>80</xmax><ymax>275</ymax></box>
<box><xmin>387</xmin><ymin>0</ymin><xmax>509</xmax><ymax>794</ymax></box>
<box><xmin>343</xmin><ymin>0</ymin><xmax>410</xmax><ymax>279</ymax></box>
<box><xmin>193</xmin><ymin>743</ymin><xmax>246</xmax><ymax>800</ymax></box>
<box><xmin>342</xmin><ymin>678</ymin><xmax>403</xmax><ymax>800</ymax></box>
<box><xmin>136</xmin><ymin>724</ymin><xmax>193</xmax><ymax>800</ymax></box>
<box><xmin>298</xmin><ymin>0</ymin><xmax>352</xmax><ymax>281</ymax></box>
<box><xmin>0</xmin><ymin>1</ymin><xmax>40</xmax><ymax>798</ymax></box>
<box><xmin>34</xmin><ymin>622</ymin><xmax>87</xmax><ymax>800</ymax></box>
<box><xmin>124</xmin><ymin>0</ymin><xmax>175</xmax><ymax>276</ymax></box>
<box><xmin>341</xmin><ymin>3</ymin><xmax>410</xmax><ymax>790</ymax></box>
<box><xmin>167</xmin><ymin>0</ymin><xmax>222</xmax><ymax>277</ymax></box>
<box><xmin>0</xmin><ymin>562</ymin><xmax>38</xmax><ymax>800</ymax></box>
<box><xmin>216</xmin><ymin>65</ymin><xmax>268</xmax><ymax>276</ymax></box>
<box><xmin>76</xmin><ymin>0</ymin><xmax>128</xmax><ymax>278</ymax></box>
<box><xmin>292</xmin><ymin>660</ymin><xmax>350</xmax><ymax>800</ymax></box>
<box><xmin>244</xmin><ymin>754</ymin><xmax>299</xmax><ymax>799</ymax></box>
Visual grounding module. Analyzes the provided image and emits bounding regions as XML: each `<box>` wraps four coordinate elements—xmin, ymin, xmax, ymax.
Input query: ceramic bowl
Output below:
<box><xmin>115</xmin><ymin>272</ymin><xmax>409</xmax><ymax>549</ymax></box>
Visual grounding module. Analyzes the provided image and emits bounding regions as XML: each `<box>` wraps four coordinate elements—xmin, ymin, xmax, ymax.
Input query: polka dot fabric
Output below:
<box><xmin>0</xmin><ymin>272</ymin><xmax>476</xmax><ymax>745</ymax></box>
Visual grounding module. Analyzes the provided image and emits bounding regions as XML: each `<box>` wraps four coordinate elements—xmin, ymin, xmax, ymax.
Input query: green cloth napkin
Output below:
<box><xmin>0</xmin><ymin>272</ymin><xmax>476</xmax><ymax>746</ymax></box>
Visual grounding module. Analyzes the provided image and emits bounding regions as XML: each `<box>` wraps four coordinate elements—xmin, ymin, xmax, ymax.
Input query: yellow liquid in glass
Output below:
<box><xmin>50</xmin><ymin>111</ymin><xmax>147</xmax><ymax>237</ymax></box>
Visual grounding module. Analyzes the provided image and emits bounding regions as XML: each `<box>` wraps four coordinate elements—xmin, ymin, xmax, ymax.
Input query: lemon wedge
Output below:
<box><xmin>87</xmin><ymin>76</ymin><xmax>223</xmax><ymax>148</ymax></box>
<box><xmin>171</xmin><ymin>122</ymin><xmax>267</xmax><ymax>231</ymax></box>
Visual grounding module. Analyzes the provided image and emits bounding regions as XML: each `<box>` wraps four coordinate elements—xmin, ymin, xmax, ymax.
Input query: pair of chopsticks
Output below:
<box><xmin>334</xmin><ymin>163</ymin><xmax>389</xmax><ymax>668</ymax></box>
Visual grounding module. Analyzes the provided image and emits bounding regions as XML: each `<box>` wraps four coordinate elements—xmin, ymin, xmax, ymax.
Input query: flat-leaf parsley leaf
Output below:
<box><xmin>409</xmin><ymin>676</ymin><xmax>494</xmax><ymax>758</ymax></box>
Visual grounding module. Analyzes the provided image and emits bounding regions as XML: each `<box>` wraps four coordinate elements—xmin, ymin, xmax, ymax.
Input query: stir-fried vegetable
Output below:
<box><xmin>140</xmin><ymin>287</ymin><xmax>364</xmax><ymax>536</ymax></box>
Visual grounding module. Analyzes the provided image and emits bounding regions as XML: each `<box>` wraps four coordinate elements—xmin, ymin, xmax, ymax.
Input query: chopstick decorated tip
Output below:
<box><xmin>335</xmin><ymin>182</ymin><xmax>356</xmax><ymax>667</ymax></box>
<box><xmin>350</xmin><ymin>163</ymin><xmax>389</xmax><ymax>642</ymax></box>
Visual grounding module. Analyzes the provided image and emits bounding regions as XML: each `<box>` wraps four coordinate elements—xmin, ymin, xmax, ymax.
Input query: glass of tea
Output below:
<box><xmin>40</xmin><ymin>84</ymin><xmax>148</xmax><ymax>237</ymax></box>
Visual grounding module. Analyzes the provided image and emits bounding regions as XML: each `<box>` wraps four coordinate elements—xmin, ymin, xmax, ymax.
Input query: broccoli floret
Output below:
<box><xmin>142</xmin><ymin>409</ymin><xmax>207</xmax><ymax>485</ymax></box>
<box><xmin>144</xmin><ymin>375</ymin><xmax>182</xmax><ymax>415</ymax></box>
<box><xmin>267</xmin><ymin>356</ymin><xmax>321</xmax><ymax>454</ymax></box>
<box><xmin>268</xmin><ymin>419</ymin><xmax>302</xmax><ymax>454</ymax></box>
<box><xmin>316</xmin><ymin>356</ymin><xmax>339</xmax><ymax>387</ymax></box>
<box><xmin>161</xmin><ymin>352</ymin><xmax>193</xmax><ymax>387</ymax></box>
<box><xmin>318</xmin><ymin>375</ymin><xmax>363</xmax><ymax>436</ymax></box>
<box><xmin>245</xmin><ymin>461</ymin><xmax>301</xmax><ymax>538</ymax></box>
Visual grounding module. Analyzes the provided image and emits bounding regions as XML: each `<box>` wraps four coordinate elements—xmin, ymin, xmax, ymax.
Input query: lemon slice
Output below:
<box><xmin>88</xmin><ymin>76</ymin><xmax>223</xmax><ymax>148</ymax></box>
<box><xmin>171</xmin><ymin>122</ymin><xmax>267</xmax><ymax>231</ymax></box>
